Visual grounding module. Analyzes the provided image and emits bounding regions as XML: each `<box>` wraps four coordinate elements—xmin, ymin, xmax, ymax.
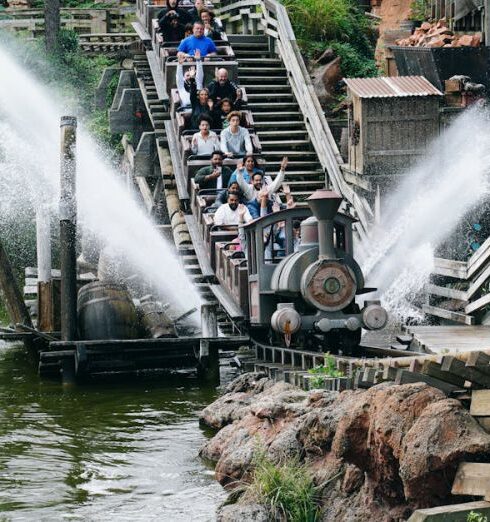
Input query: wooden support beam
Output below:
<box><xmin>470</xmin><ymin>389</ymin><xmax>490</xmax><ymax>416</ymax></box>
<box><xmin>395</xmin><ymin>369</ymin><xmax>461</xmax><ymax>394</ymax></box>
<box><xmin>466</xmin><ymin>352</ymin><xmax>490</xmax><ymax>375</ymax></box>
<box><xmin>59</xmin><ymin>116</ymin><xmax>78</xmax><ymax>343</ymax></box>
<box><xmin>0</xmin><ymin>239</ymin><xmax>33</xmax><ymax>329</ymax></box>
<box><xmin>441</xmin><ymin>356</ymin><xmax>490</xmax><ymax>387</ymax></box>
<box><xmin>452</xmin><ymin>462</ymin><xmax>490</xmax><ymax>498</ymax></box>
<box><xmin>407</xmin><ymin>501</ymin><xmax>490</xmax><ymax>521</ymax></box>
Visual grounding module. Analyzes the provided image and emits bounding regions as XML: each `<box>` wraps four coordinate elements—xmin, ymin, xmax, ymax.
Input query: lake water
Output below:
<box><xmin>0</xmin><ymin>341</ymin><xmax>225</xmax><ymax>521</ymax></box>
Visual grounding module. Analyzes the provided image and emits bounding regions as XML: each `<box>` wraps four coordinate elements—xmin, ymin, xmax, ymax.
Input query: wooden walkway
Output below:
<box><xmin>404</xmin><ymin>325</ymin><xmax>490</xmax><ymax>354</ymax></box>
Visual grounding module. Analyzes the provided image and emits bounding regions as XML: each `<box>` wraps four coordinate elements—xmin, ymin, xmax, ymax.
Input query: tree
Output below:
<box><xmin>44</xmin><ymin>0</ymin><xmax>60</xmax><ymax>53</ymax></box>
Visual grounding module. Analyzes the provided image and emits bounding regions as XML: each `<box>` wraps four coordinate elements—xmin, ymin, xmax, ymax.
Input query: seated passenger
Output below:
<box><xmin>214</xmin><ymin>181</ymin><xmax>245</xmax><ymax>206</ymax></box>
<box><xmin>195</xmin><ymin>151</ymin><xmax>232</xmax><ymax>189</ymax></box>
<box><xmin>184</xmin><ymin>22</ymin><xmax>193</xmax><ymax>38</ymax></box>
<box><xmin>213</xmin><ymin>98</ymin><xmax>233</xmax><ymax>129</ymax></box>
<box><xmin>200</xmin><ymin>8</ymin><xmax>222</xmax><ymax>40</ymax></box>
<box><xmin>188</xmin><ymin>0</ymin><xmax>205</xmax><ymax>22</ymax></box>
<box><xmin>177</xmin><ymin>54</ymin><xmax>203</xmax><ymax>109</ymax></box>
<box><xmin>213</xmin><ymin>192</ymin><xmax>252</xmax><ymax>229</ymax></box>
<box><xmin>228</xmin><ymin>154</ymin><xmax>263</xmax><ymax>185</ymax></box>
<box><xmin>189</xmin><ymin>75</ymin><xmax>215</xmax><ymax>129</ymax></box>
<box><xmin>208</xmin><ymin>69</ymin><xmax>240</xmax><ymax>104</ymax></box>
<box><xmin>191</xmin><ymin>116</ymin><xmax>220</xmax><ymax>156</ymax></box>
<box><xmin>177</xmin><ymin>21</ymin><xmax>217</xmax><ymax>61</ymax></box>
<box><xmin>157</xmin><ymin>0</ymin><xmax>191</xmax><ymax>32</ymax></box>
<box><xmin>220</xmin><ymin>112</ymin><xmax>253</xmax><ymax>157</ymax></box>
<box><xmin>161</xmin><ymin>13</ymin><xmax>185</xmax><ymax>41</ymax></box>
<box><xmin>236</xmin><ymin>156</ymin><xmax>287</xmax><ymax>204</ymax></box>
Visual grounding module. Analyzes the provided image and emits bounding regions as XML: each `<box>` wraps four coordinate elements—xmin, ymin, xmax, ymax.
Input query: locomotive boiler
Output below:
<box><xmin>243</xmin><ymin>189</ymin><xmax>387</xmax><ymax>353</ymax></box>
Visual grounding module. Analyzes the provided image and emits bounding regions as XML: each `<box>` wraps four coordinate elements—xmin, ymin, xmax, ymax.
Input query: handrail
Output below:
<box><xmin>218</xmin><ymin>0</ymin><xmax>373</xmax><ymax>238</ymax></box>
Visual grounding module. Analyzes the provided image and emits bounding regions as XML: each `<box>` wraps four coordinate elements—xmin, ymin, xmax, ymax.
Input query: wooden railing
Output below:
<box><xmin>217</xmin><ymin>0</ymin><xmax>373</xmax><ymax>239</ymax></box>
<box><xmin>425</xmin><ymin>235</ymin><xmax>490</xmax><ymax>325</ymax></box>
<box><xmin>0</xmin><ymin>7</ymin><xmax>133</xmax><ymax>36</ymax></box>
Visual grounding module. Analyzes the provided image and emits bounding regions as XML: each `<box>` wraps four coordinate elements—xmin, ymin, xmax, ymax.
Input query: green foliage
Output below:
<box><xmin>468</xmin><ymin>512</ymin><xmax>489</xmax><ymax>522</ymax></box>
<box><xmin>409</xmin><ymin>0</ymin><xmax>428</xmax><ymax>21</ymax></box>
<box><xmin>281</xmin><ymin>0</ymin><xmax>378</xmax><ymax>79</ymax></box>
<box><xmin>308</xmin><ymin>353</ymin><xmax>344</xmax><ymax>388</ymax></box>
<box><xmin>329</xmin><ymin>42</ymin><xmax>378</xmax><ymax>78</ymax></box>
<box><xmin>248</xmin><ymin>451</ymin><xmax>320</xmax><ymax>522</ymax></box>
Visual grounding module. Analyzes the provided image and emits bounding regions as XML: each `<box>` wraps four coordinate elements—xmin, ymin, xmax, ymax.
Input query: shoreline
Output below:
<box><xmin>199</xmin><ymin>372</ymin><xmax>490</xmax><ymax>521</ymax></box>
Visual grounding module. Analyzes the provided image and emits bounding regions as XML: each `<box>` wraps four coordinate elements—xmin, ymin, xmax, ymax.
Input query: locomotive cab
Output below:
<box><xmin>243</xmin><ymin>190</ymin><xmax>388</xmax><ymax>353</ymax></box>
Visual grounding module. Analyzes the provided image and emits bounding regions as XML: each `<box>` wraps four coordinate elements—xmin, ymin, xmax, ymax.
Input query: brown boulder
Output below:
<box><xmin>310</xmin><ymin>57</ymin><xmax>342</xmax><ymax>106</ymax></box>
<box><xmin>400</xmin><ymin>398</ymin><xmax>490</xmax><ymax>505</ymax></box>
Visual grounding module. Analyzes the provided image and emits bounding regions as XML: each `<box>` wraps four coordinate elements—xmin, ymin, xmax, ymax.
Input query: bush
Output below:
<box><xmin>281</xmin><ymin>0</ymin><xmax>378</xmax><ymax>78</ymax></box>
<box><xmin>247</xmin><ymin>452</ymin><xmax>320</xmax><ymax>522</ymax></box>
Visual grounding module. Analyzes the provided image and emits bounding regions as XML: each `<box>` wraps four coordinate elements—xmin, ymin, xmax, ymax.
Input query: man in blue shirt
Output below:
<box><xmin>177</xmin><ymin>21</ymin><xmax>217</xmax><ymax>60</ymax></box>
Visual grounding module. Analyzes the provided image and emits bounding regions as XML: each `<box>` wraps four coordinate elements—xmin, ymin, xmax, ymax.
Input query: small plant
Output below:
<box><xmin>467</xmin><ymin>512</ymin><xmax>489</xmax><ymax>522</ymax></box>
<box><xmin>308</xmin><ymin>352</ymin><xmax>344</xmax><ymax>388</ymax></box>
<box><xmin>247</xmin><ymin>451</ymin><xmax>320</xmax><ymax>522</ymax></box>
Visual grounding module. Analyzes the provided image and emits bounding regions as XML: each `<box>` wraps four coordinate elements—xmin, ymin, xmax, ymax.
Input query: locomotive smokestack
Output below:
<box><xmin>307</xmin><ymin>190</ymin><xmax>343</xmax><ymax>259</ymax></box>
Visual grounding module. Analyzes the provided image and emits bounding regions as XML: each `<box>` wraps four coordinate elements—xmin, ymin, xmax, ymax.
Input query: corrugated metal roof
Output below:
<box><xmin>344</xmin><ymin>76</ymin><xmax>443</xmax><ymax>98</ymax></box>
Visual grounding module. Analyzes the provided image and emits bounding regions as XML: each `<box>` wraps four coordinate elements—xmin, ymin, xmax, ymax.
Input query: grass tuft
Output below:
<box><xmin>246</xmin><ymin>451</ymin><xmax>320</xmax><ymax>522</ymax></box>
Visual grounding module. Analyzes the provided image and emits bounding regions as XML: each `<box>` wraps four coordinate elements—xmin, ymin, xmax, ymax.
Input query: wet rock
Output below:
<box><xmin>221</xmin><ymin>372</ymin><xmax>269</xmax><ymax>395</ymax></box>
<box><xmin>217</xmin><ymin>503</ymin><xmax>269</xmax><ymax>521</ymax></box>
<box><xmin>400</xmin><ymin>398</ymin><xmax>490</xmax><ymax>505</ymax></box>
<box><xmin>199</xmin><ymin>392</ymin><xmax>253</xmax><ymax>430</ymax></box>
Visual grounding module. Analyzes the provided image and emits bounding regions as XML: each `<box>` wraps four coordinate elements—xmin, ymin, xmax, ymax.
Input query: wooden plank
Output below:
<box><xmin>470</xmin><ymin>390</ymin><xmax>490</xmax><ymax>416</ymax></box>
<box><xmin>135</xmin><ymin>177</ymin><xmax>155</xmax><ymax>213</ymax></box>
<box><xmin>407</xmin><ymin>501</ymin><xmax>490</xmax><ymax>522</ymax></box>
<box><xmin>432</xmin><ymin>257</ymin><xmax>468</xmax><ymax>279</ymax></box>
<box><xmin>183</xmin><ymin>215</ymin><xmax>214</xmax><ymax>278</ymax></box>
<box><xmin>395</xmin><ymin>369</ymin><xmax>461</xmax><ymax>394</ymax></box>
<box><xmin>466</xmin><ymin>352</ymin><xmax>490</xmax><ymax>375</ymax></box>
<box><xmin>164</xmin><ymin>121</ymin><xmax>189</xmax><ymax>203</ymax></box>
<box><xmin>420</xmin><ymin>360</ymin><xmax>466</xmax><ymax>387</ymax></box>
<box><xmin>466</xmin><ymin>293</ymin><xmax>490</xmax><ymax>315</ymax></box>
<box><xmin>426</xmin><ymin>283</ymin><xmax>468</xmax><ymax>301</ymax></box>
<box><xmin>146</xmin><ymin>50</ymin><xmax>168</xmax><ymax>102</ymax></box>
<box><xmin>422</xmin><ymin>304</ymin><xmax>475</xmax><ymax>325</ymax></box>
<box><xmin>452</xmin><ymin>462</ymin><xmax>490</xmax><ymax>497</ymax></box>
<box><xmin>131</xmin><ymin>21</ymin><xmax>151</xmax><ymax>44</ymax></box>
<box><xmin>209</xmin><ymin>284</ymin><xmax>245</xmax><ymax>321</ymax></box>
<box><xmin>441</xmin><ymin>356</ymin><xmax>490</xmax><ymax>387</ymax></box>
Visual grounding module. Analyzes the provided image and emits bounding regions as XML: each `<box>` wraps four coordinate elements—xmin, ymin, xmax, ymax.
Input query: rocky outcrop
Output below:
<box><xmin>201</xmin><ymin>374</ymin><xmax>490</xmax><ymax>521</ymax></box>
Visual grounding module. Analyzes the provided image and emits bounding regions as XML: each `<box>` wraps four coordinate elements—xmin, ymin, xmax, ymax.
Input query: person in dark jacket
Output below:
<box><xmin>189</xmin><ymin>66</ymin><xmax>216</xmax><ymax>129</ymax></box>
<box><xmin>207</xmin><ymin>68</ymin><xmax>241</xmax><ymax>104</ymax></box>
<box><xmin>157</xmin><ymin>0</ymin><xmax>191</xmax><ymax>33</ymax></box>
<box><xmin>195</xmin><ymin>151</ymin><xmax>232</xmax><ymax>189</ymax></box>
<box><xmin>161</xmin><ymin>13</ymin><xmax>185</xmax><ymax>42</ymax></box>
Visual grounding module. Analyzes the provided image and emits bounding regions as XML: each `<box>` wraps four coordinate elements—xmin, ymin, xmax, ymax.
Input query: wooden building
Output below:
<box><xmin>344</xmin><ymin>76</ymin><xmax>443</xmax><ymax>178</ymax></box>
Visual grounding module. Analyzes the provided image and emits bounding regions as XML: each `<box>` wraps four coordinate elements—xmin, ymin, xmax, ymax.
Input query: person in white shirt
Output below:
<box><xmin>176</xmin><ymin>52</ymin><xmax>203</xmax><ymax>109</ymax></box>
<box><xmin>220</xmin><ymin>112</ymin><xmax>253</xmax><ymax>157</ymax></box>
<box><xmin>235</xmin><ymin>156</ymin><xmax>288</xmax><ymax>218</ymax></box>
<box><xmin>191</xmin><ymin>116</ymin><xmax>220</xmax><ymax>156</ymax></box>
<box><xmin>213</xmin><ymin>192</ymin><xmax>252</xmax><ymax>229</ymax></box>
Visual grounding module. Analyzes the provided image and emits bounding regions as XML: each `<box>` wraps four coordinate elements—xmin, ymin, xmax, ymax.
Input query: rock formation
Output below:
<box><xmin>200</xmin><ymin>372</ymin><xmax>490</xmax><ymax>521</ymax></box>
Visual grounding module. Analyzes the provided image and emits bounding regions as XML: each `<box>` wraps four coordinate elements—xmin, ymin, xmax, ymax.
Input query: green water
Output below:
<box><xmin>0</xmin><ymin>341</ymin><xmax>226</xmax><ymax>521</ymax></box>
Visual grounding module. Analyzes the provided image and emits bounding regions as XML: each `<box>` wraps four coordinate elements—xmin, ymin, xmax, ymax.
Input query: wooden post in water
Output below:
<box><xmin>199</xmin><ymin>303</ymin><xmax>219</xmax><ymax>384</ymax></box>
<box><xmin>36</xmin><ymin>203</ymin><xmax>53</xmax><ymax>331</ymax></box>
<box><xmin>0</xmin><ymin>240</ymin><xmax>33</xmax><ymax>329</ymax></box>
<box><xmin>59</xmin><ymin>116</ymin><xmax>78</xmax><ymax>346</ymax></box>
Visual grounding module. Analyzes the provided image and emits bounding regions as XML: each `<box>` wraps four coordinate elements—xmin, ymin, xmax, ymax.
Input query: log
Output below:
<box><xmin>0</xmin><ymin>238</ymin><xmax>33</xmax><ymax>329</ymax></box>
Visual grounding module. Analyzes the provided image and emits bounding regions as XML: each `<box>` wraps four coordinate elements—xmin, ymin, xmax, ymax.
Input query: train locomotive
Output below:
<box><xmin>242</xmin><ymin>189</ymin><xmax>388</xmax><ymax>353</ymax></box>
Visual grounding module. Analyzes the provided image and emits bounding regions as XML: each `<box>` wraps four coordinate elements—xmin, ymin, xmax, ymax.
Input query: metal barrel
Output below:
<box><xmin>77</xmin><ymin>282</ymin><xmax>139</xmax><ymax>340</ymax></box>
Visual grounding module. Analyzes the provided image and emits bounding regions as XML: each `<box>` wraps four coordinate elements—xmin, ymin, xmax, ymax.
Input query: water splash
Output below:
<box><xmin>0</xmin><ymin>46</ymin><xmax>201</xmax><ymax>320</ymax></box>
<box><xmin>360</xmin><ymin>106</ymin><xmax>490</xmax><ymax>321</ymax></box>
